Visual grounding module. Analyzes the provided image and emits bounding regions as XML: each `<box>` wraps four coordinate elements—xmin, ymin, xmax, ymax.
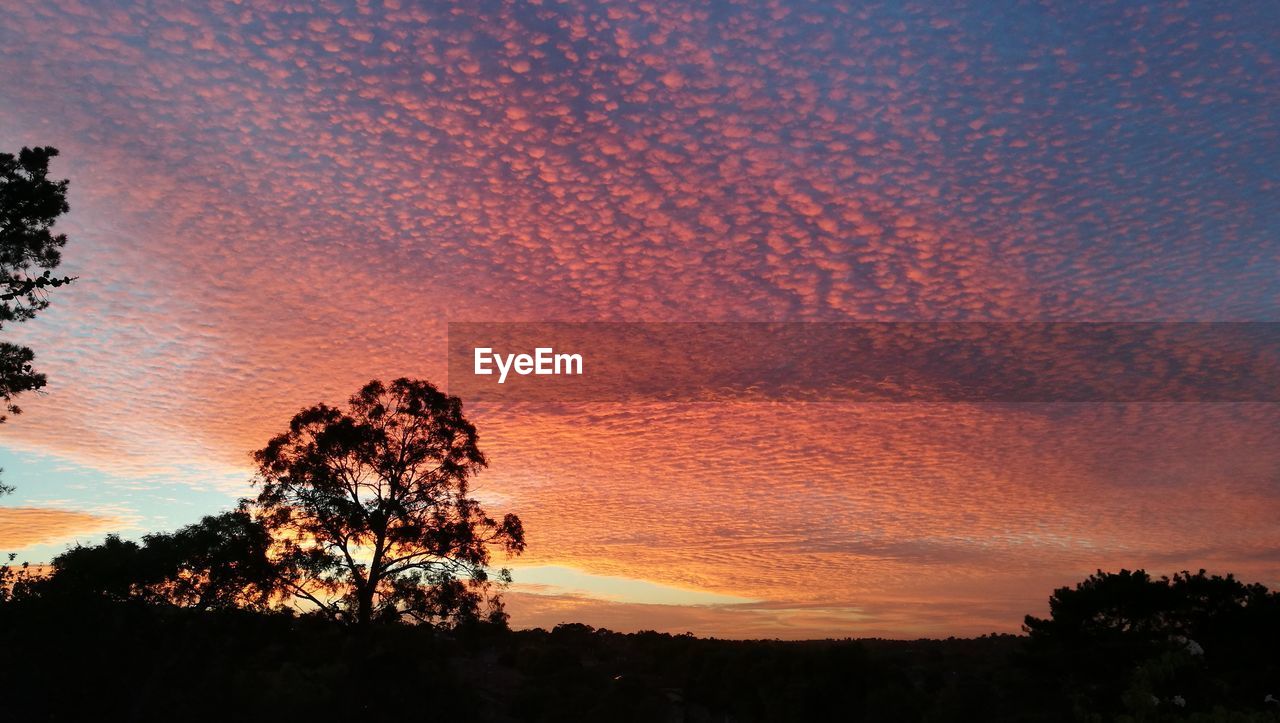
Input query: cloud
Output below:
<box><xmin>0</xmin><ymin>0</ymin><xmax>1277</xmax><ymax>636</ymax></box>
<box><xmin>0</xmin><ymin>507</ymin><xmax>118</xmax><ymax>551</ymax></box>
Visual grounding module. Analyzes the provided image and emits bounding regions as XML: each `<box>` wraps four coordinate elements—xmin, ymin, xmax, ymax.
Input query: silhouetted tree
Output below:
<box><xmin>1</xmin><ymin>146</ymin><xmax>75</xmax><ymax>423</ymax></box>
<box><xmin>252</xmin><ymin>378</ymin><xmax>525</xmax><ymax>627</ymax></box>
<box><xmin>1023</xmin><ymin>569</ymin><xmax>1280</xmax><ymax>716</ymax></box>
<box><xmin>0</xmin><ymin>553</ymin><xmax>37</xmax><ymax>602</ymax></box>
<box><xmin>1024</xmin><ymin>568</ymin><xmax>1275</xmax><ymax>645</ymax></box>
<box><xmin>142</xmin><ymin>508</ymin><xmax>283</xmax><ymax>609</ymax></box>
<box><xmin>31</xmin><ymin>511</ymin><xmax>281</xmax><ymax>610</ymax></box>
<box><xmin>1024</xmin><ymin>569</ymin><xmax>1174</xmax><ymax>642</ymax></box>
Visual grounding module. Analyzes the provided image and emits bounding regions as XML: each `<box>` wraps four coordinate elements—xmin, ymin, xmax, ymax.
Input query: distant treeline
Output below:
<box><xmin>2</xmin><ymin>565</ymin><xmax>1279</xmax><ymax>722</ymax></box>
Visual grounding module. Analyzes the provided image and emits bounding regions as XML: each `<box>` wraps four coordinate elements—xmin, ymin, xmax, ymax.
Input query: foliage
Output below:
<box><xmin>252</xmin><ymin>378</ymin><xmax>525</xmax><ymax>626</ymax></box>
<box><xmin>4</xmin><ymin>566</ymin><xmax>1280</xmax><ymax>721</ymax></box>
<box><xmin>0</xmin><ymin>600</ymin><xmax>482</xmax><ymax>722</ymax></box>
<box><xmin>27</xmin><ymin>511</ymin><xmax>281</xmax><ymax>610</ymax></box>
<box><xmin>1023</xmin><ymin>569</ymin><xmax>1280</xmax><ymax>719</ymax></box>
<box><xmin>0</xmin><ymin>553</ymin><xmax>38</xmax><ymax>603</ymax></box>
<box><xmin>0</xmin><ymin>145</ymin><xmax>75</xmax><ymax>422</ymax></box>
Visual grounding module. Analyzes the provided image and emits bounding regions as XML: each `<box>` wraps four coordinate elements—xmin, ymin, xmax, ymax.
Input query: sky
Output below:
<box><xmin>1</xmin><ymin>0</ymin><xmax>1278</xmax><ymax>639</ymax></box>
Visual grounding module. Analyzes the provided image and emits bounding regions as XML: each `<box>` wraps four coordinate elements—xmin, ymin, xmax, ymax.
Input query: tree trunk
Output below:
<box><xmin>356</xmin><ymin>581</ymin><xmax>375</xmax><ymax>626</ymax></box>
<box><xmin>358</xmin><ymin>524</ymin><xmax>387</xmax><ymax>626</ymax></box>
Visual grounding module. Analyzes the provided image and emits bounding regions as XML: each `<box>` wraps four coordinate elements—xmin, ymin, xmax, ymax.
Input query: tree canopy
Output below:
<box><xmin>1024</xmin><ymin>568</ymin><xmax>1277</xmax><ymax>645</ymax></box>
<box><xmin>0</xmin><ymin>145</ymin><xmax>75</xmax><ymax>423</ymax></box>
<box><xmin>1023</xmin><ymin>568</ymin><xmax>1280</xmax><ymax>714</ymax></box>
<box><xmin>252</xmin><ymin>377</ymin><xmax>525</xmax><ymax>626</ymax></box>
<box><xmin>28</xmin><ymin>511</ymin><xmax>280</xmax><ymax>610</ymax></box>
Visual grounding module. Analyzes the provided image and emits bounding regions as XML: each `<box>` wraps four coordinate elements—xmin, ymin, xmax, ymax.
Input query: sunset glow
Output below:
<box><xmin>1</xmin><ymin>0</ymin><xmax>1278</xmax><ymax>639</ymax></box>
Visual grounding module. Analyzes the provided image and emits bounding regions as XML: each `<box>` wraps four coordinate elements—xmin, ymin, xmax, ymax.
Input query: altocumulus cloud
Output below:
<box><xmin>0</xmin><ymin>0</ymin><xmax>1276</xmax><ymax>636</ymax></box>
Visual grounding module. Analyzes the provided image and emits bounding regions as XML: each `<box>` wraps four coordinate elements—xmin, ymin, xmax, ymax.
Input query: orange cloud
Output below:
<box><xmin>0</xmin><ymin>507</ymin><xmax>118</xmax><ymax>551</ymax></box>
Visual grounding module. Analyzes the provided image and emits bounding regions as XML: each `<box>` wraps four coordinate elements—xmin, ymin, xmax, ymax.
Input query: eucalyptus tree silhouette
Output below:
<box><xmin>252</xmin><ymin>378</ymin><xmax>525</xmax><ymax>627</ymax></box>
